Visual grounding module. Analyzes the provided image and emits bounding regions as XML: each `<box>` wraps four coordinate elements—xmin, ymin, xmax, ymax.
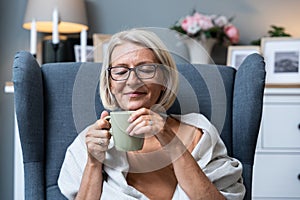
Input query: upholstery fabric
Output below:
<box><xmin>13</xmin><ymin>52</ymin><xmax>45</xmax><ymax>200</ymax></box>
<box><xmin>13</xmin><ymin>51</ymin><xmax>265</xmax><ymax>200</ymax></box>
<box><xmin>42</xmin><ymin>63</ymin><xmax>82</xmax><ymax>199</ymax></box>
<box><xmin>168</xmin><ymin>64</ymin><xmax>235</xmax><ymax>155</ymax></box>
<box><xmin>232</xmin><ymin>53</ymin><xmax>266</xmax><ymax>200</ymax></box>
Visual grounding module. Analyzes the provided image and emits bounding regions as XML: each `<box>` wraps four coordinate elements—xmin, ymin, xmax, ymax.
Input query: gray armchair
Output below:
<box><xmin>13</xmin><ymin>51</ymin><xmax>265</xmax><ymax>200</ymax></box>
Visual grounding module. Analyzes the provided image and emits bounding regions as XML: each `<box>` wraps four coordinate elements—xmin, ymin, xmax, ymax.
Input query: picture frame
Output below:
<box><xmin>261</xmin><ymin>37</ymin><xmax>300</xmax><ymax>85</ymax></box>
<box><xmin>74</xmin><ymin>45</ymin><xmax>94</xmax><ymax>62</ymax></box>
<box><xmin>93</xmin><ymin>33</ymin><xmax>112</xmax><ymax>62</ymax></box>
<box><xmin>227</xmin><ymin>45</ymin><xmax>261</xmax><ymax>69</ymax></box>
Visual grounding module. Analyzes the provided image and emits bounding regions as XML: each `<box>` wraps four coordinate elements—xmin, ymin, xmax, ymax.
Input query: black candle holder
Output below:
<box><xmin>52</xmin><ymin>43</ymin><xmax>59</xmax><ymax>62</ymax></box>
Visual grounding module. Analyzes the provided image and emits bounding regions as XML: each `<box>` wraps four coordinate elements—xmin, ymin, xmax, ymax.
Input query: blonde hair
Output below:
<box><xmin>99</xmin><ymin>29</ymin><xmax>178</xmax><ymax>111</ymax></box>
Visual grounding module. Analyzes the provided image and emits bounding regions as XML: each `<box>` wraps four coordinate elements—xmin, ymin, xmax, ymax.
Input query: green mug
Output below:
<box><xmin>105</xmin><ymin>111</ymin><xmax>144</xmax><ymax>151</ymax></box>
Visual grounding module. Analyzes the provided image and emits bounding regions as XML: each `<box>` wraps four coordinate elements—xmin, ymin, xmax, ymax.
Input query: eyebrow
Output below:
<box><xmin>111</xmin><ymin>61</ymin><xmax>156</xmax><ymax>67</ymax></box>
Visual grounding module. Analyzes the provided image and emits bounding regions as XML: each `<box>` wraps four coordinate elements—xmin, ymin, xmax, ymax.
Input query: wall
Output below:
<box><xmin>0</xmin><ymin>0</ymin><xmax>300</xmax><ymax>199</ymax></box>
<box><xmin>0</xmin><ymin>1</ymin><xmax>27</xmax><ymax>199</ymax></box>
<box><xmin>86</xmin><ymin>0</ymin><xmax>300</xmax><ymax>44</ymax></box>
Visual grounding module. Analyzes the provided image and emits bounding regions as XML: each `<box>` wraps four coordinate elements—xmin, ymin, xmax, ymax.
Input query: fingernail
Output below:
<box><xmin>128</xmin><ymin>116</ymin><xmax>132</xmax><ymax>122</ymax></box>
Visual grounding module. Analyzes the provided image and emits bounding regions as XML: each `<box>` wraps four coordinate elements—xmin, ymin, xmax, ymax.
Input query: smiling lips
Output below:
<box><xmin>125</xmin><ymin>91</ymin><xmax>147</xmax><ymax>98</ymax></box>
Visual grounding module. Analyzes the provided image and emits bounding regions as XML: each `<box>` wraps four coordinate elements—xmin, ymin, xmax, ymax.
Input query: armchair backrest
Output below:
<box><xmin>13</xmin><ymin>51</ymin><xmax>265</xmax><ymax>200</ymax></box>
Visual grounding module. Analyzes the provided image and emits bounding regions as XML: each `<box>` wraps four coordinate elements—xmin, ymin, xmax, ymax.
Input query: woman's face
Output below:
<box><xmin>110</xmin><ymin>42</ymin><xmax>165</xmax><ymax>111</ymax></box>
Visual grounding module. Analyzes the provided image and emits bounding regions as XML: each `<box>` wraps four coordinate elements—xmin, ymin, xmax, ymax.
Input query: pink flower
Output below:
<box><xmin>197</xmin><ymin>14</ymin><xmax>213</xmax><ymax>30</ymax></box>
<box><xmin>214</xmin><ymin>16</ymin><xmax>228</xmax><ymax>27</ymax></box>
<box><xmin>193</xmin><ymin>12</ymin><xmax>203</xmax><ymax>22</ymax></box>
<box><xmin>224</xmin><ymin>24</ymin><xmax>239</xmax><ymax>44</ymax></box>
<box><xmin>181</xmin><ymin>16</ymin><xmax>193</xmax><ymax>31</ymax></box>
<box><xmin>181</xmin><ymin>16</ymin><xmax>200</xmax><ymax>34</ymax></box>
<box><xmin>171</xmin><ymin>11</ymin><xmax>239</xmax><ymax>45</ymax></box>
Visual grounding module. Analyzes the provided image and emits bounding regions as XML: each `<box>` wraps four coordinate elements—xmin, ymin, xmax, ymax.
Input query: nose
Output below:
<box><xmin>126</xmin><ymin>68</ymin><xmax>143</xmax><ymax>85</ymax></box>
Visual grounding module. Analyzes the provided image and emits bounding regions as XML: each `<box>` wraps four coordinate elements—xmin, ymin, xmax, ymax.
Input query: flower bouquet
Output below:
<box><xmin>170</xmin><ymin>10</ymin><xmax>240</xmax><ymax>46</ymax></box>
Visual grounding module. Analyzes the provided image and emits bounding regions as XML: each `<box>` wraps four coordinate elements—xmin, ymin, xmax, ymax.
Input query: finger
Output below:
<box><xmin>100</xmin><ymin>110</ymin><xmax>109</xmax><ymax>119</ymax></box>
<box><xmin>128</xmin><ymin>116</ymin><xmax>157</xmax><ymax>137</ymax></box>
<box><xmin>132</xmin><ymin>114</ymin><xmax>167</xmax><ymax>137</ymax></box>
<box><xmin>98</xmin><ymin>138</ymin><xmax>110</xmax><ymax>147</ymax></box>
<box><xmin>86</xmin><ymin>129</ymin><xmax>111</xmax><ymax>140</ymax></box>
<box><xmin>86</xmin><ymin>135</ymin><xmax>110</xmax><ymax>150</ymax></box>
<box><xmin>126</xmin><ymin>114</ymin><xmax>148</xmax><ymax>133</ymax></box>
<box><xmin>129</xmin><ymin>124</ymin><xmax>151</xmax><ymax>137</ymax></box>
<box><xmin>86</xmin><ymin>135</ymin><xmax>109</xmax><ymax>144</ymax></box>
<box><xmin>128</xmin><ymin>108</ymin><xmax>150</xmax><ymax>123</ymax></box>
<box><xmin>94</xmin><ymin>118</ymin><xmax>111</xmax><ymax>130</ymax></box>
<box><xmin>91</xmin><ymin>111</ymin><xmax>111</xmax><ymax>130</ymax></box>
<box><xmin>127</xmin><ymin>107</ymin><xmax>157</xmax><ymax>129</ymax></box>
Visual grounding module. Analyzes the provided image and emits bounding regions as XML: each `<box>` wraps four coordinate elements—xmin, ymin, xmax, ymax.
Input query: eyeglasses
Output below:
<box><xmin>108</xmin><ymin>63</ymin><xmax>163</xmax><ymax>81</ymax></box>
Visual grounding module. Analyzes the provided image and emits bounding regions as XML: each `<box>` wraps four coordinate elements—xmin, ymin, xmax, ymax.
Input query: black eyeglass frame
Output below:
<box><xmin>107</xmin><ymin>63</ymin><xmax>164</xmax><ymax>81</ymax></box>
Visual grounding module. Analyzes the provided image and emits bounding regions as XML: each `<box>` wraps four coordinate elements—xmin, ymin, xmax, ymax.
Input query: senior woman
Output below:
<box><xmin>58</xmin><ymin>29</ymin><xmax>245</xmax><ymax>200</ymax></box>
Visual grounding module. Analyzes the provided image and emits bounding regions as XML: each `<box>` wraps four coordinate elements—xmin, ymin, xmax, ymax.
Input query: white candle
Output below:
<box><xmin>30</xmin><ymin>18</ymin><xmax>37</xmax><ymax>55</ymax></box>
<box><xmin>80</xmin><ymin>29</ymin><xmax>87</xmax><ymax>62</ymax></box>
<box><xmin>52</xmin><ymin>8</ymin><xmax>59</xmax><ymax>44</ymax></box>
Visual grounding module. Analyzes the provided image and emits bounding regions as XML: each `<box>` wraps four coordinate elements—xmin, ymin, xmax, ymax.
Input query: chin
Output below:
<box><xmin>126</xmin><ymin>102</ymin><xmax>148</xmax><ymax>111</ymax></box>
<box><xmin>126</xmin><ymin>106</ymin><xmax>143</xmax><ymax>111</ymax></box>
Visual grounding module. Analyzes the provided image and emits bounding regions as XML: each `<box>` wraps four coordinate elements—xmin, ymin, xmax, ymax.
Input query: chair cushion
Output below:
<box><xmin>41</xmin><ymin>62</ymin><xmax>104</xmax><ymax>197</ymax></box>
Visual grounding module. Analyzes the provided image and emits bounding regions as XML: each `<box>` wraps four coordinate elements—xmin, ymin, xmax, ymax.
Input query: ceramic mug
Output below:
<box><xmin>105</xmin><ymin>111</ymin><xmax>144</xmax><ymax>151</ymax></box>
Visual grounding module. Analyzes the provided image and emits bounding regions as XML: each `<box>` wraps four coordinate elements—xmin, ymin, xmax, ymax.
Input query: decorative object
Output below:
<box><xmin>251</xmin><ymin>25</ymin><xmax>291</xmax><ymax>45</ymax></box>
<box><xmin>30</xmin><ymin>19</ymin><xmax>37</xmax><ymax>56</ymax></box>
<box><xmin>52</xmin><ymin>8</ymin><xmax>59</xmax><ymax>61</ymax></box>
<box><xmin>170</xmin><ymin>10</ymin><xmax>239</xmax><ymax>45</ymax></box>
<box><xmin>42</xmin><ymin>35</ymin><xmax>92</xmax><ymax>63</ymax></box>
<box><xmin>170</xmin><ymin>10</ymin><xmax>239</xmax><ymax>64</ymax></box>
<box><xmin>23</xmin><ymin>0</ymin><xmax>88</xmax><ymax>33</ymax></box>
<box><xmin>182</xmin><ymin>37</ymin><xmax>216</xmax><ymax>64</ymax></box>
<box><xmin>261</xmin><ymin>37</ymin><xmax>300</xmax><ymax>85</ymax></box>
<box><xmin>52</xmin><ymin>8</ymin><xmax>59</xmax><ymax>44</ymax></box>
<box><xmin>227</xmin><ymin>45</ymin><xmax>260</xmax><ymax>69</ymax></box>
<box><xmin>23</xmin><ymin>0</ymin><xmax>88</xmax><ymax>62</ymax></box>
<box><xmin>74</xmin><ymin>45</ymin><xmax>94</xmax><ymax>62</ymax></box>
<box><xmin>93</xmin><ymin>34</ymin><xmax>112</xmax><ymax>62</ymax></box>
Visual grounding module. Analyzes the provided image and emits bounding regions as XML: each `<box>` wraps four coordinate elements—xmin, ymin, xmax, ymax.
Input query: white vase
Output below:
<box><xmin>183</xmin><ymin>38</ymin><xmax>216</xmax><ymax>64</ymax></box>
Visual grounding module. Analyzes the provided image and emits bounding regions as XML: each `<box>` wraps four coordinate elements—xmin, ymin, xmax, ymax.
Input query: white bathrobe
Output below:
<box><xmin>58</xmin><ymin>113</ymin><xmax>245</xmax><ymax>199</ymax></box>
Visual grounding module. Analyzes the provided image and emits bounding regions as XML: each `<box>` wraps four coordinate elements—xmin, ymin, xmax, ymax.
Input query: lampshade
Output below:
<box><xmin>23</xmin><ymin>0</ymin><xmax>88</xmax><ymax>33</ymax></box>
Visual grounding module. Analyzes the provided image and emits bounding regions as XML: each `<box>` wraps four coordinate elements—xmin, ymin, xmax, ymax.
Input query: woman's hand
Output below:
<box><xmin>85</xmin><ymin>110</ymin><xmax>111</xmax><ymax>164</ymax></box>
<box><xmin>126</xmin><ymin>108</ymin><xmax>164</xmax><ymax>136</ymax></box>
<box><xmin>126</xmin><ymin>108</ymin><xmax>174</xmax><ymax>145</ymax></box>
<box><xmin>76</xmin><ymin>111</ymin><xmax>110</xmax><ymax>200</ymax></box>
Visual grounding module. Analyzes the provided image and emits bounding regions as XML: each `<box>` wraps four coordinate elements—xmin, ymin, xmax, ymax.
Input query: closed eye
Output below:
<box><xmin>110</xmin><ymin>67</ymin><xmax>129</xmax><ymax>75</ymax></box>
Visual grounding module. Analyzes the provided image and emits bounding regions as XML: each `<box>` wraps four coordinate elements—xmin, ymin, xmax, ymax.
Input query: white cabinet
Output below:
<box><xmin>253</xmin><ymin>87</ymin><xmax>300</xmax><ymax>199</ymax></box>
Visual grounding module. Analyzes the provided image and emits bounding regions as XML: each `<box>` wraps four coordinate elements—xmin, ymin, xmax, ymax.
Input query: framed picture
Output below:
<box><xmin>74</xmin><ymin>45</ymin><xmax>94</xmax><ymax>62</ymax></box>
<box><xmin>261</xmin><ymin>37</ymin><xmax>300</xmax><ymax>84</ymax></box>
<box><xmin>93</xmin><ymin>33</ymin><xmax>112</xmax><ymax>62</ymax></box>
<box><xmin>227</xmin><ymin>45</ymin><xmax>261</xmax><ymax>69</ymax></box>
